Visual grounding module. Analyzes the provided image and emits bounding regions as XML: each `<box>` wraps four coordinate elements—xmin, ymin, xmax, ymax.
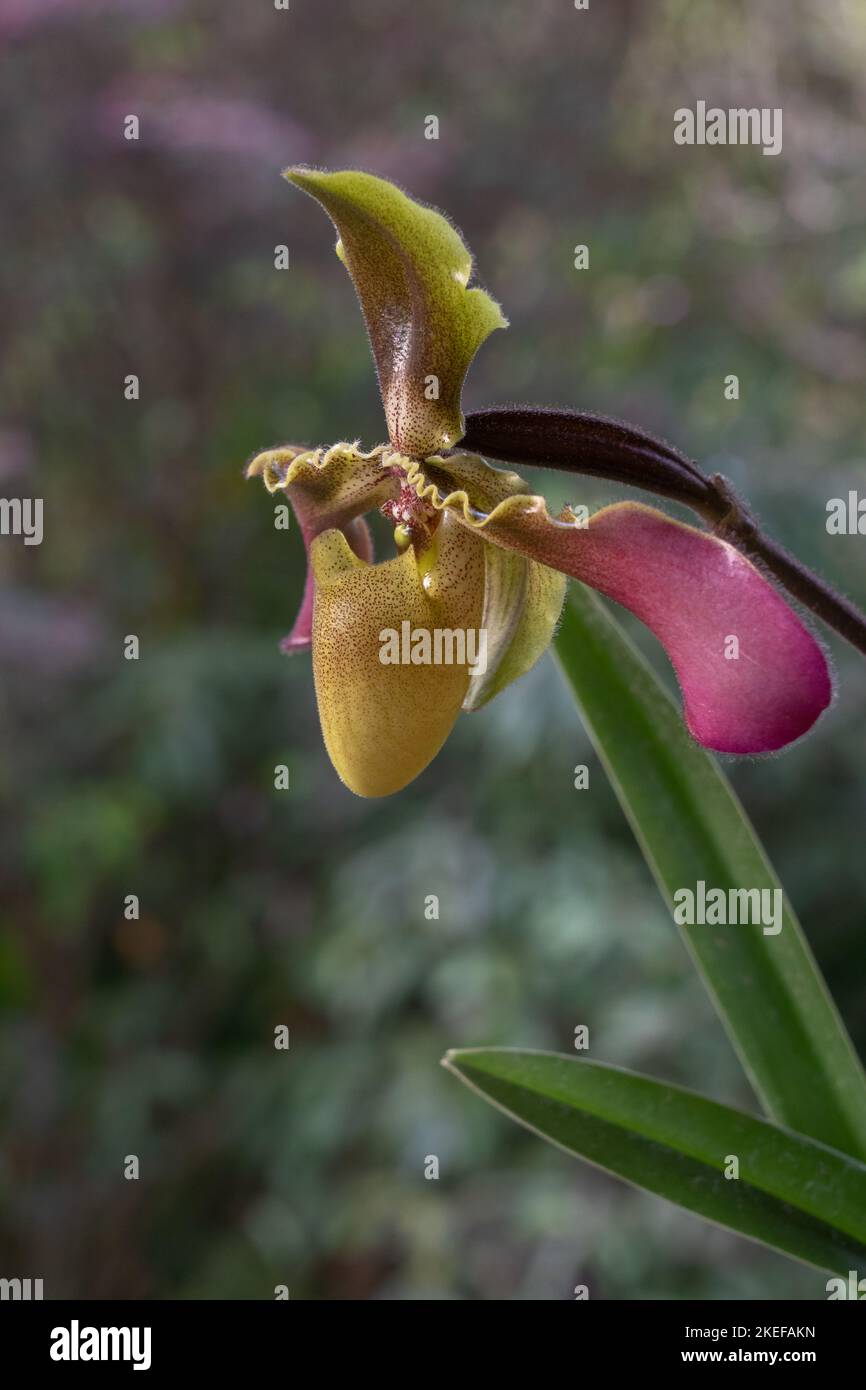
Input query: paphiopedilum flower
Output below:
<box><xmin>246</xmin><ymin>168</ymin><xmax>833</xmax><ymax>797</ymax></box>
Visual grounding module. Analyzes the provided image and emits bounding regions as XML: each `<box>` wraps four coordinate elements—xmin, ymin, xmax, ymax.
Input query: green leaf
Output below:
<box><xmin>444</xmin><ymin>1048</ymin><xmax>866</xmax><ymax>1275</ymax></box>
<box><xmin>553</xmin><ymin>584</ymin><xmax>866</xmax><ymax>1161</ymax></box>
<box><xmin>285</xmin><ymin>167</ymin><xmax>507</xmax><ymax>458</ymax></box>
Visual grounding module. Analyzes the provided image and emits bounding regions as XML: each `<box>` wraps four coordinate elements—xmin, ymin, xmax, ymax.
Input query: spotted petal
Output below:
<box><xmin>285</xmin><ymin>168</ymin><xmax>507</xmax><ymax>457</ymax></box>
<box><xmin>407</xmin><ymin>453</ymin><xmax>832</xmax><ymax>754</ymax></box>
<box><xmin>310</xmin><ymin>510</ymin><xmax>486</xmax><ymax>797</ymax></box>
<box><xmin>246</xmin><ymin>442</ymin><xmax>397</xmax><ymax>651</ymax></box>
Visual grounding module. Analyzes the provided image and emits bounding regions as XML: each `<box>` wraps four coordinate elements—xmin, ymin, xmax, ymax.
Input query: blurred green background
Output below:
<box><xmin>1</xmin><ymin>0</ymin><xmax>865</xmax><ymax>1300</ymax></box>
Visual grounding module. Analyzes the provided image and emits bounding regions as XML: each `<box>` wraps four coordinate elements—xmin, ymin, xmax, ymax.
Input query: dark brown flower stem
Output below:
<box><xmin>460</xmin><ymin>406</ymin><xmax>866</xmax><ymax>658</ymax></box>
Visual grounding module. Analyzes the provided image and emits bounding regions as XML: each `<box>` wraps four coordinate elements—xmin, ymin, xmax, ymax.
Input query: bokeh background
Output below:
<box><xmin>1</xmin><ymin>0</ymin><xmax>865</xmax><ymax>1300</ymax></box>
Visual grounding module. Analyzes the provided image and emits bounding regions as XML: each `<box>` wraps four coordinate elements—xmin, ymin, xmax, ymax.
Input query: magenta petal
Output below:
<box><xmin>279</xmin><ymin>564</ymin><xmax>316</xmax><ymax>652</ymax></box>
<box><xmin>578</xmin><ymin>506</ymin><xmax>833</xmax><ymax>753</ymax></box>
<box><xmin>454</xmin><ymin>491</ymin><xmax>832</xmax><ymax>754</ymax></box>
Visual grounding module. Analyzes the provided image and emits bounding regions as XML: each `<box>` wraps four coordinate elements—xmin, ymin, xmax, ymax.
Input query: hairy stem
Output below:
<box><xmin>460</xmin><ymin>406</ymin><xmax>866</xmax><ymax>657</ymax></box>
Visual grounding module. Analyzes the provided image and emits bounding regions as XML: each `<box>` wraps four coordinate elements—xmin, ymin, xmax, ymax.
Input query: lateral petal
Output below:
<box><xmin>407</xmin><ymin>453</ymin><xmax>832</xmax><ymax>753</ymax></box>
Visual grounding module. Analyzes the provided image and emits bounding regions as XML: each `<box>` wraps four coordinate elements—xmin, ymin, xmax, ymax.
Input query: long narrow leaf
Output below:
<box><xmin>553</xmin><ymin>584</ymin><xmax>866</xmax><ymax>1160</ymax></box>
<box><xmin>444</xmin><ymin>1048</ymin><xmax>866</xmax><ymax>1275</ymax></box>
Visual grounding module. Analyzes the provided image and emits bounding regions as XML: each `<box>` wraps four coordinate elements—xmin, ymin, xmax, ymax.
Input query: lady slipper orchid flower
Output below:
<box><xmin>246</xmin><ymin>167</ymin><xmax>833</xmax><ymax>797</ymax></box>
